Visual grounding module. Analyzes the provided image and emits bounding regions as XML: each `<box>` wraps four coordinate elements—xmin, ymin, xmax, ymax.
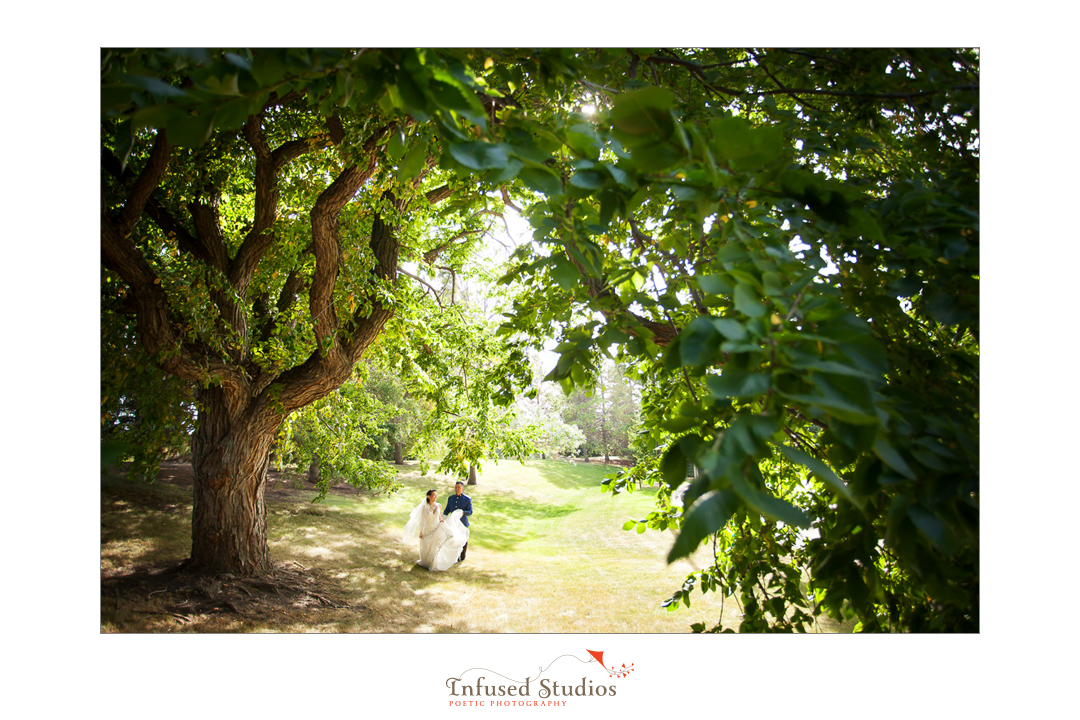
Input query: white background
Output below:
<box><xmin>3</xmin><ymin>5</ymin><xmax>1074</xmax><ymax>718</ymax></box>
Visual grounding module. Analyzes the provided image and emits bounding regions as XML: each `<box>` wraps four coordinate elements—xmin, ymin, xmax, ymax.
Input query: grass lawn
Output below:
<box><xmin>102</xmin><ymin>458</ymin><xmax>842</xmax><ymax>633</ymax></box>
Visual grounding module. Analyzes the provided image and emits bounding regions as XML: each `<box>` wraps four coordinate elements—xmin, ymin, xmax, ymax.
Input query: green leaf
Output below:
<box><xmin>199</xmin><ymin>72</ymin><xmax>241</xmax><ymax>96</ymax></box>
<box><xmin>398</xmin><ymin>139</ymin><xmax>428</xmax><ymax>182</ymax></box>
<box><xmin>660</xmin><ymin>442</ymin><xmax>687</xmax><ymax>487</ymax></box>
<box><xmin>698</xmin><ymin>274</ymin><xmax>734</xmax><ymax>296</ymax></box>
<box><xmin>251</xmin><ymin>50</ymin><xmax>288</xmax><ymax>86</ymax></box>
<box><xmin>728</xmin><ymin>472</ymin><xmax>811</xmax><ymax>528</ymax></box>
<box><xmin>662</xmin><ymin>335</ymin><xmax>684</xmax><ymax>374</ymax></box>
<box><xmin>908</xmin><ymin>506</ymin><xmax>947</xmax><ymax>551</ymax></box>
<box><xmin>223</xmin><ymin>52</ymin><xmax>252</xmax><ymax>72</ymax></box>
<box><xmin>661</xmin><ymin>415</ymin><xmax>699</xmax><ymax>433</ymax></box>
<box><xmin>622</xmin><ymin>519</ymin><xmax>637</xmax><ymax>531</ymax></box>
<box><xmin>610</xmin><ymin>86</ymin><xmax>676</xmax><ymax>140</ymax></box>
<box><xmin>679</xmin><ymin>316</ymin><xmax>722</xmax><ymax>368</ymax></box>
<box><xmin>213</xmin><ymin>97</ymin><xmax>255</xmax><ymax>132</ymax></box>
<box><xmin>565</xmin><ymin>129</ymin><xmax>601</xmax><ymax>160</ymax></box>
<box><xmin>627</xmin><ymin>141</ymin><xmax>683</xmax><ymax>173</ymax></box>
<box><xmin>483</xmin><ymin>158</ymin><xmax>523</xmax><ymax>184</ymax></box>
<box><xmin>518</xmin><ymin>167</ymin><xmax>563</xmax><ymax>196</ymax></box>
<box><xmin>569</xmin><ymin>169</ymin><xmax>606</xmax><ymax>190</ymax></box>
<box><xmin>780</xmin><ymin>373</ymin><xmax>878</xmax><ymax>425</ymax></box>
<box><xmin>827</xmin><ymin>416</ymin><xmax>878</xmax><ymax>452</ymax></box>
<box><xmin>448</xmin><ymin>140</ymin><xmax>509</xmax><ymax>170</ymax></box>
<box><xmin>388</xmin><ymin>129</ymin><xmax>407</xmax><ymax>161</ymax></box>
<box><xmin>925</xmin><ymin>289</ymin><xmax>968</xmax><ymax>326</ymax></box>
<box><xmin>779</xmin><ymin>444</ymin><xmax>859</xmax><ymax>505</ymax></box>
<box><xmin>717</xmin><ymin>243</ymin><xmax>749</xmax><ymax>268</ymax></box>
<box><xmin>788</xmin><ymin>355</ymin><xmax>877</xmax><ymax>380</ymax></box>
<box><xmin>873</xmin><ymin>438</ymin><xmax>916</xmax><ymax>480</ymax></box>
<box><xmin>734</xmin><ymin>283</ymin><xmax>767</xmax><ymax>318</ymax></box>
<box><xmin>549</xmin><ymin>256</ymin><xmax>579</xmax><ymax>290</ymax></box>
<box><xmin>114</xmin><ymin>120</ymin><xmax>135</xmax><ymax>172</ymax></box>
<box><xmin>747</xmin><ymin>413</ymin><xmax>781</xmax><ymax>442</ymax></box>
<box><xmin>762</xmin><ymin>271</ymin><xmax>785</xmax><ymax>297</ymax></box>
<box><xmin>602</xmin><ymin>163</ymin><xmax>635</xmax><ymax>189</ymax></box>
<box><xmin>712</xmin><ymin>317</ymin><xmax>747</xmax><ymax>341</ymax></box>
<box><xmin>120</xmin><ymin>73</ymin><xmax>187</xmax><ymax>99</ymax></box>
<box><xmin>428</xmin><ymin>79</ymin><xmax>486</xmax><ymax>126</ymax></box>
<box><xmin>709</xmin><ymin>116</ymin><xmax>783</xmax><ymax>168</ymax></box>
<box><xmin>167</xmin><ymin>110</ymin><xmax>215</xmax><ymax>148</ymax></box>
<box><xmin>885</xmin><ymin>494</ymin><xmax>914</xmax><ymax>548</ymax></box>
<box><xmin>667</xmin><ymin>490</ymin><xmax>742</xmax><ymax>562</ymax></box>
<box><xmin>396</xmin><ymin>67</ymin><xmax>431</xmax><ymax>121</ymax></box>
<box><xmin>706</xmin><ymin>370</ymin><xmax>771</xmax><ymax>400</ymax></box>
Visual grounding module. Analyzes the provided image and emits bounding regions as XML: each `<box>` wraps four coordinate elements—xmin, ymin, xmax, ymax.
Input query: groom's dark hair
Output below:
<box><xmin>455</xmin><ymin>481</ymin><xmax>464</xmax><ymax>488</ymax></box>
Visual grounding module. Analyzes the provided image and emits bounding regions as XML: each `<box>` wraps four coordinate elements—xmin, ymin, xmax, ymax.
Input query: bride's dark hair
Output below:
<box><xmin>425</xmin><ymin>489</ymin><xmax>437</xmax><ymax>503</ymax></box>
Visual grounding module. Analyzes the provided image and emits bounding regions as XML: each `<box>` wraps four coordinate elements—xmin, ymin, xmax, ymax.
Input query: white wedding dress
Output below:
<box><xmin>402</xmin><ymin>501</ymin><xmax>469</xmax><ymax>571</ymax></box>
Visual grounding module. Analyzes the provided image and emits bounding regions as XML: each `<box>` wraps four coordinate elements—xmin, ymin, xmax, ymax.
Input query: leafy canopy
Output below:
<box><xmin>493</xmin><ymin>48</ymin><xmax>979</xmax><ymax>632</ymax></box>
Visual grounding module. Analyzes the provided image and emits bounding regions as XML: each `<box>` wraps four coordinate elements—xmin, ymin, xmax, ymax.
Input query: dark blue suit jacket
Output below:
<box><xmin>444</xmin><ymin>493</ymin><xmax>473</xmax><ymax>527</ymax></box>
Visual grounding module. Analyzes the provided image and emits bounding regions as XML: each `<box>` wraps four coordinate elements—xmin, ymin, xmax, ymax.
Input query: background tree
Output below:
<box><xmin>361</xmin><ymin>360</ymin><xmax>429</xmax><ymax>464</ymax></box>
<box><xmin>557</xmin><ymin>360</ymin><xmax>640</xmax><ymax>461</ymax></box>
<box><xmin>604</xmin><ymin>360</ymin><xmax>641</xmax><ymax>459</ymax></box>
<box><xmin>380</xmin><ymin>299</ymin><xmax>534</xmax><ymax>484</ymax></box>
<box><xmin>562</xmin><ymin>387</ymin><xmax>601</xmax><ymax>461</ymax></box>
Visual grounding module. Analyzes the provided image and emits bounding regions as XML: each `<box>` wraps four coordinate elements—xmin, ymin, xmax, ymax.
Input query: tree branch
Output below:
<box><xmin>749</xmin><ymin>51</ymin><xmax>826</xmax><ymax>113</ymax></box>
<box><xmin>189</xmin><ymin>194</ymin><xmax>230</xmax><ymax>272</ymax></box>
<box><xmin>398</xmin><ymin>268</ymin><xmax>446</xmax><ymax>309</ymax></box>
<box><xmin>756</xmin><ymin>84</ymin><xmax>978</xmax><ymax>100</ymax></box>
<box><xmin>438</xmin><ymin>266</ymin><xmax>458</xmax><ymax>305</ymax></box>
<box><xmin>422</xmin><ymin>228</ymin><xmax>484</xmax><ymax>264</ymax></box>
<box><xmin>116</xmin><ymin>131</ymin><xmax>172</xmax><ymax>234</ymax></box>
<box><xmin>425</xmin><ymin>184</ymin><xmax>455</xmax><ymax>205</ymax></box>
<box><xmin>776</xmin><ymin>49</ymin><xmax>853</xmax><ymax>69</ymax></box>
<box><xmin>230</xmin><ymin>114</ymin><xmax>279</xmax><ymax>292</ymax></box>
<box><xmin>261</xmin><ymin>90</ymin><xmax>304</xmax><ymax>112</ymax></box>
<box><xmin>500</xmin><ymin>186</ymin><xmax>524</xmax><ymax>214</ymax></box>
<box><xmin>645</xmin><ymin>52</ymin><xmax>742</xmax><ymax>97</ymax></box>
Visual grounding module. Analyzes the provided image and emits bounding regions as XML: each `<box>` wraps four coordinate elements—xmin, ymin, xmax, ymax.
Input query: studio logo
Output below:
<box><xmin>444</xmin><ymin>649</ymin><xmax>634</xmax><ymax>707</ymax></box>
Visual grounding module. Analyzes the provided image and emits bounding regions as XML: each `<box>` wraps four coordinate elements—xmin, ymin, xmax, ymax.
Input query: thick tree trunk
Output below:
<box><xmin>187</xmin><ymin>386</ymin><xmax>277</xmax><ymax>576</ymax></box>
<box><xmin>467</xmin><ymin>464</ymin><xmax>477</xmax><ymax>485</ymax></box>
<box><xmin>308</xmin><ymin>453</ymin><xmax>320</xmax><ymax>483</ymax></box>
<box><xmin>394</xmin><ymin>442</ymin><xmax>404</xmax><ymax>465</ymax></box>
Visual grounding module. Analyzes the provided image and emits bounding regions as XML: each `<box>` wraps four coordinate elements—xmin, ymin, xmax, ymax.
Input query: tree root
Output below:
<box><xmin>101</xmin><ymin>561</ymin><xmax>354</xmax><ymax>630</ymax></box>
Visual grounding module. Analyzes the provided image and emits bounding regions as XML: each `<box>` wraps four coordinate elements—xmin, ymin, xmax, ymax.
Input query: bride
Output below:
<box><xmin>402</xmin><ymin>489</ymin><xmax>469</xmax><ymax>571</ymax></box>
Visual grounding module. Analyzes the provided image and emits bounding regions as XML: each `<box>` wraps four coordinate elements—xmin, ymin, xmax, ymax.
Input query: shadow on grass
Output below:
<box><xmin>101</xmin><ymin>472</ymin><xmax>192</xmax><ymax>570</ymax></box>
<box><xmin>531</xmin><ymin>459</ymin><xmax>621</xmax><ymax>490</ymax></box>
<box><xmin>468</xmin><ymin>491</ymin><xmax>579</xmax><ymax>553</ymax></box>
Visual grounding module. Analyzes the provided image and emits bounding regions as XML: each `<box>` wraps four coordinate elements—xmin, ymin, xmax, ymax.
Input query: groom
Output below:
<box><xmin>443</xmin><ymin>481</ymin><xmax>473</xmax><ymax>562</ymax></box>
